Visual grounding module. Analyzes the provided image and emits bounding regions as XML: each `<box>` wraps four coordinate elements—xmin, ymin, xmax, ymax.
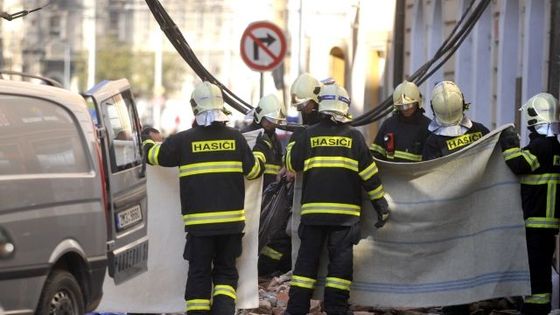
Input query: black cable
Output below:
<box><xmin>350</xmin><ymin>0</ymin><xmax>490</xmax><ymax>126</ymax></box>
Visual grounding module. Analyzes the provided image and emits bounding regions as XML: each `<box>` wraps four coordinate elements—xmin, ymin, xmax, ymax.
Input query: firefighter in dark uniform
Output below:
<box><xmin>240</xmin><ymin>94</ymin><xmax>291</xmax><ymax>276</ymax></box>
<box><xmin>257</xmin><ymin>74</ymin><xmax>326</xmax><ymax>277</ymax></box>
<box><xmin>499</xmin><ymin>92</ymin><xmax>560</xmax><ymax>315</ymax></box>
<box><xmin>370</xmin><ymin>80</ymin><xmax>431</xmax><ymax>162</ymax></box>
<box><xmin>421</xmin><ymin>81</ymin><xmax>489</xmax><ymax>315</ymax></box>
<box><xmin>422</xmin><ymin>81</ymin><xmax>489</xmax><ymax>161</ymax></box>
<box><xmin>284</xmin><ymin>84</ymin><xmax>390</xmax><ymax>315</ymax></box>
<box><xmin>242</xmin><ymin>94</ymin><xmax>285</xmax><ymax>189</ymax></box>
<box><xmin>143</xmin><ymin>81</ymin><xmax>266</xmax><ymax>315</ymax></box>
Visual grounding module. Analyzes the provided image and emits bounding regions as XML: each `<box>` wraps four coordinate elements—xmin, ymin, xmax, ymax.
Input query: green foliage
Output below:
<box><xmin>95</xmin><ymin>35</ymin><xmax>187</xmax><ymax>98</ymax></box>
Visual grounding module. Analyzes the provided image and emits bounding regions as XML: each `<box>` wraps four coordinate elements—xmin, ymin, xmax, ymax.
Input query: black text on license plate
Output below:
<box><xmin>116</xmin><ymin>205</ymin><xmax>142</xmax><ymax>230</ymax></box>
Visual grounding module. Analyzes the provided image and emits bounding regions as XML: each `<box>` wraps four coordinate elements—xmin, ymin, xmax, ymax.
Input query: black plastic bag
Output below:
<box><xmin>258</xmin><ymin>178</ymin><xmax>293</xmax><ymax>252</ymax></box>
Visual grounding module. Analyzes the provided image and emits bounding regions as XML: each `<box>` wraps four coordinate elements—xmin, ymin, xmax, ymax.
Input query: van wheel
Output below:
<box><xmin>36</xmin><ymin>269</ymin><xmax>85</xmax><ymax>315</ymax></box>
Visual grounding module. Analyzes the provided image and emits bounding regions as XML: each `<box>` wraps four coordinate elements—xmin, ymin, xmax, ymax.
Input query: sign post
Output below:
<box><xmin>240</xmin><ymin>21</ymin><xmax>287</xmax><ymax>98</ymax></box>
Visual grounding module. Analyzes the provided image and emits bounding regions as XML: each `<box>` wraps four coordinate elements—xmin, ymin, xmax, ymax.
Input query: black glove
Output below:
<box><xmin>255</xmin><ymin>132</ymin><xmax>272</xmax><ymax>150</ymax></box>
<box><xmin>499</xmin><ymin>126</ymin><xmax>520</xmax><ymax>151</ymax></box>
<box><xmin>372</xmin><ymin>197</ymin><xmax>390</xmax><ymax>228</ymax></box>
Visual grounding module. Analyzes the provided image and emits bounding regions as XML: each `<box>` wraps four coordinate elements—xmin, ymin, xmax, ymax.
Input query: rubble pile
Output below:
<box><xmin>237</xmin><ymin>272</ymin><xmax>524</xmax><ymax>315</ymax></box>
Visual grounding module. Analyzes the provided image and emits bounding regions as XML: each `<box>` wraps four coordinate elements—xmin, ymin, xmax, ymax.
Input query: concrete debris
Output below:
<box><xmin>236</xmin><ymin>271</ymin><xmax>527</xmax><ymax>315</ymax></box>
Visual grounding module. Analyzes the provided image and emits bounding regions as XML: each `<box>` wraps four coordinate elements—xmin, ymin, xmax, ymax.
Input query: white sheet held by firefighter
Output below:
<box><xmin>96</xmin><ymin>130</ymin><xmax>263</xmax><ymax>313</ymax></box>
<box><xmin>291</xmin><ymin>124</ymin><xmax>531</xmax><ymax>308</ymax></box>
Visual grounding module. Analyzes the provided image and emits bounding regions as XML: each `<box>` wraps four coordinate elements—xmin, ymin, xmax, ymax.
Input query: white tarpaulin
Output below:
<box><xmin>96</xmin><ymin>131</ymin><xmax>263</xmax><ymax>313</ymax></box>
<box><xmin>291</xmin><ymin>125</ymin><xmax>531</xmax><ymax>307</ymax></box>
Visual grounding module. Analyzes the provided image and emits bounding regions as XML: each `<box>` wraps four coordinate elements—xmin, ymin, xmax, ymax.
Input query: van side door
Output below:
<box><xmin>84</xmin><ymin>79</ymin><xmax>148</xmax><ymax>284</ymax></box>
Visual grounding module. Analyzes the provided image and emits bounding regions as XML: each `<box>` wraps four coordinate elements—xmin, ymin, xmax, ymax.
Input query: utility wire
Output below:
<box><xmin>0</xmin><ymin>1</ymin><xmax>50</xmax><ymax>21</ymax></box>
<box><xmin>351</xmin><ymin>0</ymin><xmax>490</xmax><ymax>126</ymax></box>
<box><xmin>143</xmin><ymin>0</ymin><xmax>491</xmax><ymax>127</ymax></box>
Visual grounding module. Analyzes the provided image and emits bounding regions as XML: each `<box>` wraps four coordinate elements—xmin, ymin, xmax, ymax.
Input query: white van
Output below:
<box><xmin>0</xmin><ymin>73</ymin><xmax>149</xmax><ymax>315</ymax></box>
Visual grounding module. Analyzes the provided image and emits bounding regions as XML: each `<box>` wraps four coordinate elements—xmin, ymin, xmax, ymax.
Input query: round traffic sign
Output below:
<box><xmin>240</xmin><ymin>21</ymin><xmax>287</xmax><ymax>72</ymax></box>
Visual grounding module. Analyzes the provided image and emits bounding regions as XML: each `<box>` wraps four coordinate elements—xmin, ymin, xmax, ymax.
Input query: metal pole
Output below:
<box><xmin>260</xmin><ymin>72</ymin><xmax>264</xmax><ymax>99</ymax></box>
<box><xmin>298</xmin><ymin>0</ymin><xmax>303</xmax><ymax>74</ymax></box>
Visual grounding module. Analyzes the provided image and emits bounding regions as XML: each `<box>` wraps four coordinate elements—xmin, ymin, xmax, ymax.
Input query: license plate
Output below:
<box><xmin>116</xmin><ymin>205</ymin><xmax>142</xmax><ymax>230</ymax></box>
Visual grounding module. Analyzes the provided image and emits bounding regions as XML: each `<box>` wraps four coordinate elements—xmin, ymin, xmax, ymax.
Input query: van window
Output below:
<box><xmin>102</xmin><ymin>93</ymin><xmax>142</xmax><ymax>172</ymax></box>
<box><xmin>0</xmin><ymin>95</ymin><xmax>89</xmax><ymax>175</ymax></box>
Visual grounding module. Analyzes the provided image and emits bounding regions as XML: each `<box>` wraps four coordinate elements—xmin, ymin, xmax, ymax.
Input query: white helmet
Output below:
<box><xmin>255</xmin><ymin>94</ymin><xmax>286</xmax><ymax>124</ymax></box>
<box><xmin>290</xmin><ymin>73</ymin><xmax>321</xmax><ymax>109</ymax></box>
<box><xmin>190</xmin><ymin>81</ymin><xmax>227</xmax><ymax>115</ymax></box>
<box><xmin>520</xmin><ymin>92</ymin><xmax>560</xmax><ymax>127</ymax></box>
<box><xmin>318</xmin><ymin>84</ymin><xmax>352</xmax><ymax>122</ymax></box>
<box><xmin>431</xmin><ymin>81</ymin><xmax>465</xmax><ymax>126</ymax></box>
<box><xmin>393</xmin><ymin>80</ymin><xmax>423</xmax><ymax>109</ymax></box>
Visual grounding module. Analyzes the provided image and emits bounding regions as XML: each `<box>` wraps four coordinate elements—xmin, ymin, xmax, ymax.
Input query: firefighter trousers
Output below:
<box><xmin>522</xmin><ymin>228</ymin><xmax>558</xmax><ymax>315</ymax></box>
<box><xmin>286</xmin><ymin>224</ymin><xmax>359</xmax><ymax>315</ymax></box>
<box><xmin>183</xmin><ymin>233</ymin><xmax>243</xmax><ymax>315</ymax></box>
<box><xmin>258</xmin><ymin>231</ymin><xmax>292</xmax><ymax>276</ymax></box>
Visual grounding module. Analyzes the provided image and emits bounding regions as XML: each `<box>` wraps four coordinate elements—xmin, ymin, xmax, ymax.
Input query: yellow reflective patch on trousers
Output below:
<box><xmin>301</xmin><ymin>202</ymin><xmax>361</xmax><ymax>216</ymax></box>
<box><xmin>261</xmin><ymin>246</ymin><xmax>283</xmax><ymax>260</ymax></box>
<box><xmin>524</xmin><ymin>293</ymin><xmax>550</xmax><ymax>304</ymax></box>
<box><xmin>213</xmin><ymin>284</ymin><xmax>236</xmax><ymax>300</ymax></box>
<box><xmin>186</xmin><ymin>299</ymin><xmax>211</xmax><ymax>311</ymax></box>
<box><xmin>291</xmin><ymin>275</ymin><xmax>316</xmax><ymax>289</ymax></box>
<box><xmin>325</xmin><ymin>277</ymin><xmax>352</xmax><ymax>291</ymax></box>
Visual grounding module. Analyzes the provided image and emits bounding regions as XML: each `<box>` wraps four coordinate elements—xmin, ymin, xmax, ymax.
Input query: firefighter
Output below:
<box><xmin>422</xmin><ymin>81</ymin><xmax>489</xmax><ymax>160</ymax></box>
<box><xmin>284</xmin><ymin>84</ymin><xmax>390</xmax><ymax>315</ymax></box>
<box><xmin>143</xmin><ymin>81</ymin><xmax>266</xmax><ymax>315</ymax></box>
<box><xmin>240</xmin><ymin>94</ymin><xmax>292</xmax><ymax>276</ymax></box>
<box><xmin>499</xmin><ymin>92</ymin><xmax>560</xmax><ymax>315</ymax></box>
<box><xmin>422</xmin><ymin>81</ymin><xmax>490</xmax><ymax>315</ymax></box>
<box><xmin>242</xmin><ymin>94</ymin><xmax>285</xmax><ymax>189</ymax></box>
<box><xmin>370</xmin><ymin>80</ymin><xmax>431</xmax><ymax>162</ymax></box>
<box><xmin>290</xmin><ymin>72</ymin><xmax>323</xmax><ymax>126</ymax></box>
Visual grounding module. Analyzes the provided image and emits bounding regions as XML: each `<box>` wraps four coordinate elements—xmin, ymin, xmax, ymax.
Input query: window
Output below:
<box><xmin>0</xmin><ymin>95</ymin><xmax>89</xmax><ymax>175</ymax></box>
<box><xmin>102</xmin><ymin>92</ymin><xmax>142</xmax><ymax>172</ymax></box>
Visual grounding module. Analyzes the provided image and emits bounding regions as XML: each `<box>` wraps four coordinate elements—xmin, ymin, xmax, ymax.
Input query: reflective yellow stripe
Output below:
<box><xmin>524</xmin><ymin>293</ymin><xmax>551</xmax><ymax>304</ymax></box>
<box><xmin>213</xmin><ymin>284</ymin><xmax>236</xmax><ymax>300</ymax></box>
<box><xmin>265</xmin><ymin>164</ymin><xmax>281</xmax><ymax>175</ymax></box>
<box><xmin>503</xmin><ymin>148</ymin><xmax>540</xmax><ymax>171</ymax></box>
<box><xmin>247</xmin><ymin>152</ymin><xmax>264</xmax><ymax>179</ymax></box>
<box><xmin>291</xmin><ymin>275</ymin><xmax>316</xmax><ymax>289</ymax></box>
<box><xmin>285</xmin><ymin>142</ymin><xmax>296</xmax><ymax>172</ymax></box>
<box><xmin>304</xmin><ymin>156</ymin><xmax>358</xmax><ymax>172</ymax></box>
<box><xmin>142</xmin><ymin>139</ymin><xmax>156</xmax><ymax>146</ymax></box>
<box><xmin>520</xmin><ymin>173</ymin><xmax>560</xmax><ymax>185</ymax></box>
<box><xmin>525</xmin><ymin>217</ymin><xmax>560</xmax><ymax>229</ymax></box>
<box><xmin>367</xmin><ymin>185</ymin><xmax>385</xmax><ymax>200</ymax></box>
<box><xmin>359</xmin><ymin>162</ymin><xmax>378</xmax><ymax>181</ymax></box>
<box><xmin>369</xmin><ymin>143</ymin><xmax>386</xmax><ymax>156</ymax></box>
<box><xmin>254</xmin><ymin>151</ymin><xmax>266</xmax><ymax>162</ymax></box>
<box><xmin>301</xmin><ymin>202</ymin><xmax>361</xmax><ymax>216</ymax></box>
<box><xmin>179</xmin><ymin>161</ymin><xmax>242</xmax><ymax>177</ymax></box>
<box><xmin>394</xmin><ymin>150</ymin><xmax>422</xmax><ymax>162</ymax></box>
<box><xmin>325</xmin><ymin>277</ymin><xmax>352</xmax><ymax>291</ymax></box>
<box><xmin>547</xmin><ymin>181</ymin><xmax>556</xmax><ymax>219</ymax></box>
<box><xmin>261</xmin><ymin>245</ymin><xmax>283</xmax><ymax>260</ymax></box>
<box><xmin>147</xmin><ymin>143</ymin><xmax>161</xmax><ymax>165</ymax></box>
<box><xmin>186</xmin><ymin>299</ymin><xmax>211</xmax><ymax>311</ymax></box>
<box><xmin>183</xmin><ymin>210</ymin><xmax>245</xmax><ymax>226</ymax></box>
